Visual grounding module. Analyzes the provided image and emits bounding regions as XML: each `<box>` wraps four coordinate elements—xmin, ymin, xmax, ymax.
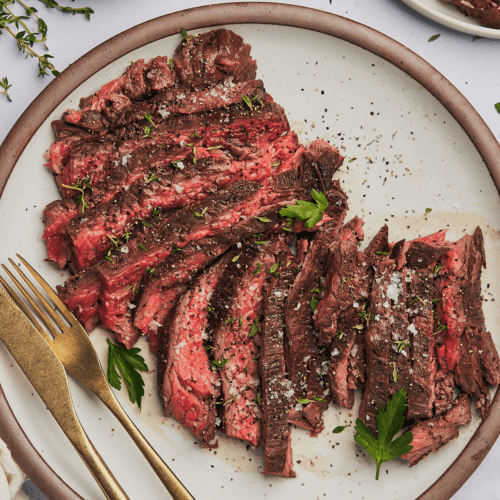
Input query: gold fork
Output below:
<box><xmin>1</xmin><ymin>255</ymin><xmax>194</xmax><ymax>500</ymax></box>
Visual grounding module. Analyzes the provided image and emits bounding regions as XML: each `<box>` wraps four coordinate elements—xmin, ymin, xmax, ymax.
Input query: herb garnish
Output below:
<box><xmin>309</xmin><ymin>296</ymin><xmax>319</xmax><ymax>313</ymax></box>
<box><xmin>144</xmin><ymin>172</ymin><xmax>159</xmax><ymax>184</ymax></box>
<box><xmin>375</xmin><ymin>251</ymin><xmax>389</xmax><ymax>256</ymax></box>
<box><xmin>297</xmin><ymin>397</ymin><xmax>326</xmax><ymax>404</ymax></box>
<box><xmin>425</xmin><ymin>207</ymin><xmax>432</xmax><ymax>214</ymax></box>
<box><xmin>359</xmin><ymin>303</ymin><xmax>374</xmax><ymax>326</ymax></box>
<box><xmin>428</xmin><ymin>34</ymin><xmax>440</xmax><ymax>42</ymax></box>
<box><xmin>255</xmin><ymin>216</ymin><xmax>272</xmax><ymax>223</ymax></box>
<box><xmin>60</xmin><ymin>176</ymin><xmax>92</xmax><ymax>213</ymax></box>
<box><xmin>241</xmin><ymin>94</ymin><xmax>262</xmax><ymax>111</ymax></box>
<box><xmin>106</xmin><ymin>339</ymin><xmax>148</xmax><ymax>409</ymax></box>
<box><xmin>279</xmin><ymin>189</ymin><xmax>329</xmax><ymax>228</ymax></box>
<box><xmin>212</xmin><ymin>357</ymin><xmax>230</xmax><ymax>369</ymax></box>
<box><xmin>249</xmin><ymin>317</ymin><xmax>261</xmax><ymax>338</ymax></box>
<box><xmin>144</xmin><ymin>113</ymin><xmax>157</xmax><ymax>128</ymax></box>
<box><xmin>253</xmin><ymin>261</ymin><xmax>262</xmax><ymax>276</ymax></box>
<box><xmin>354</xmin><ymin>388</ymin><xmax>413</xmax><ymax>480</ymax></box>
<box><xmin>171</xmin><ymin>159</ymin><xmax>185</xmax><ymax>170</ymax></box>
<box><xmin>393</xmin><ymin>339</ymin><xmax>411</xmax><ymax>353</ymax></box>
<box><xmin>181</xmin><ymin>27</ymin><xmax>189</xmax><ymax>42</ymax></box>
<box><xmin>495</xmin><ymin>103</ymin><xmax>500</xmax><ymax>114</ymax></box>
<box><xmin>138</xmin><ymin>244</ymin><xmax>147</xmax><ymax>251</ymax></box>
<box><xmin>434</xmin><ymin>263</ymin><xmax>442</xmax><ymax>275</ymax></box>
<box><xmin>333</xmin><ymin>426</ymin><xmax>347</xmax><ymax>434</ymax></box>
<box><xmin>193</xmin><ymin>207</ymin><xmax>208</xmax><ymax>218</ymax></box>
<box><xmin>268</xmin><ymin>262</ymin><xmax>279</xmax><ymax>276</ymax></box>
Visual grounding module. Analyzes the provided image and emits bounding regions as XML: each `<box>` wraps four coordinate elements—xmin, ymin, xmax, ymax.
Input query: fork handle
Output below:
<box><xmin>66</xmin><ymin>427</ymin><xmax>130</xmax><ymax>500</ymax></box>
<box><xmin>99</xmin><ymin>390</ymin><xmax>194</xmax><ymax>500</ymax></box>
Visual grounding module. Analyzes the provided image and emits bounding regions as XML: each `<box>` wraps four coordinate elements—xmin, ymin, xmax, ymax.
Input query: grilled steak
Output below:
<box><xmin>210</xmin><ymin>244</ymin><xmax>275</xmax><ymax>446</ymax></box>
<box><xmin>157</xmin><ymin>254</ymin><xmax>230</xmax><ymax>447</ymax></box>
<box><xmin>401</xmin><ymin>393</ymin><xmax>472</xmax><ymax>466</ymax></box>
<box><xmin>441</xmin><ymin>0</ymin><xmax>500</xmax><ymax>29</ymax></box>
<box><xmin>260</xmin><ymin>239</ymin><xmax>296</xmax><ymax>477</ymax></box>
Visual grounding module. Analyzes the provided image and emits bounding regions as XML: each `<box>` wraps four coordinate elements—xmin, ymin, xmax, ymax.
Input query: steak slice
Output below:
<box><xmin>441</xmin><ymin>0</ymin><xmax>500</xmax><ymax>29</ymax></box>
<box><xmin>43</xmin><ymin>199</ymin><xmax>79</xmax><ymax>270</ymax></box>
<box><xmin>261</xmin><ymin>239</ymin><xmax>296</xmax><ymax>477</ymax></box>
<box><xmin>157</xmin><ymin>254</ymin><xmax>229</xmax><ymax>447</ymax></box>
<box><xmin>56</xmin><ymin>269</ymin><xmax>102</xmax><ymax>332</ymax></box>
<box><xmin>315</xmin><ymin>216</ymin><xmax>365</xmax><ymax>346</ymax></box>
<box><xmin>470</xmin><ymin>228</ymin><xmax>500</xmax><ymax>387</ymax></box>
<box><xmin>358</xmin><ymin>257</ymin><xmax>397</xmax><ymax>435</ymax></box>
<box><xmin>405</xmin><ymin>268</ymin><xmax>437</xmax><ymax>420</ymax></box>
<box><xmin>133</xmin><ymin>237</ymin><xmax>232</xmax><ymax>342</ymax></box>
<box><xmin>173</xmin><ymin>28</ymin><xmax>257</xmax><ymax>91</ymax></box>
<box><xmin>284</xmin><ymin>184</ymin><xmax>348</xmax><ymax>432</ymax></box>
<box><xmin>210</xmin><ymin>245</ymin><xmax>275</xmax><ymax>446</ymax></box>
<box><xmin>68</xmin><ymin>135</ymin><xmax>300</xmax><ymax>270</ymax></box>
<box><xmin>401</xmin><ymin>393</ymin><xmax>472</xmax><ymax>466</ymax></box>
<box><xmin>435</xmin><ymin>232</ymin><xmax>493</xmax><ymax>416</ymax></box>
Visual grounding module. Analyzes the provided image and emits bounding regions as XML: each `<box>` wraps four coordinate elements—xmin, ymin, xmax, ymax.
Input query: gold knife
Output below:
<box><xmin>0</xmin><ymin>286</ymin><xmax>130</xmax><ymax>500</ymax></box>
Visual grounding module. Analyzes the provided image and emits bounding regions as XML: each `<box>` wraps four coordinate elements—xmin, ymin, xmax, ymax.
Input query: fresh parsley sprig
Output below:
<box><xmin>354</xmin><ymin>388</ymin><xmax>413</xmax><ymax>480</ymax></box>
<box><xmin>106</xmin><ymin>339</ymin><xmax>148</xmax><ymax>410</ymax></box>
<box><xmin>279</xmin><ymin>189</ymin><xmax>329</xmax><ymax>229</ymax></box>
<box><xmin>0</xmin><ymin>77</ymin><xmax>12</xmax><ymax>101</ymax></box>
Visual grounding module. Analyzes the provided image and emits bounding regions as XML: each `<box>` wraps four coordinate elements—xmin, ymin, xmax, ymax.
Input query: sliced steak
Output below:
<box><xmin>405</xmin><ymin>268</ymin><xmax>437</xmax><ymax>420</ymax></box>
<box><xmin>261</xmin><ymin>239</ymin><xmax>296</xmax><ymax>477</ymax></box>
<box><xmin>157</xmin><ymin>255</ymin><xmax>229</xmax><ymax>447</ymax></box>
<box><xmin>284</xmin><ymin>183</ymin><xmax>348</xmax><ymax>432</ymax></box>
<box><xmin>173</xmin><ymin>28</ymin><xmax>257</xmax><ymax>91</ymax></box>
<box><xmin>441</xmin><ymin>0</ymin><xmax>500</xmax><ymax>29</ymax></box>
<box><xmin>133</xmin><ymin>237</ymin><xmax>232</xmax><ymax>342</ymax></box>
<box><xmin>210</xmin><ymin>245</ymin><xmax>275</xmax><ymax>446</ymax></box>
<box><xmin>435</xmin><ymin>233</ymin><xmax>493</xmax><ymax>416</ymax></box>
<box><xmin>401</xmin><ymin>393</ymin><xmax>471</xmax><ymax>466</ymax></box>
<box><xmin>56</xmin><ymin>269</ymin><xmax>102</xmax><ymax>332</ymax></box>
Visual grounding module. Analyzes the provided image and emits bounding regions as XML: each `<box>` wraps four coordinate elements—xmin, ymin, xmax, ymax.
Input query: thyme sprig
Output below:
<box><xmin>0</xmin><ymin>0</ymin><xmax>93</xmax><ymax>99</ymax></box>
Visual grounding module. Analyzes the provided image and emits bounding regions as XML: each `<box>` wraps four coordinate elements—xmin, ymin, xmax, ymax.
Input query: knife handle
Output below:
<box><xmin>65</xmin><ymin>424</ymin><xmax>130</xmax><ymax>500</ymax></box>
<box><xmin>97</xmin><ymin>388</ymin><xmax>194</xmax><ymax>500</ymax></box>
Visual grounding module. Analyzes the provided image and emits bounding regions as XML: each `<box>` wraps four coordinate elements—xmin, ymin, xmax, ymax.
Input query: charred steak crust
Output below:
<box><xmin>260</xmin><ymin>239</ymin><xmax>296</xmax><ymax>477</ymax></box>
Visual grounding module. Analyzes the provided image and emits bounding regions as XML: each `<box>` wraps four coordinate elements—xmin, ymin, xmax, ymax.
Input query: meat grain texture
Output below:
<box><xmin>40</xmin><ymin>27</ymin><xmax>500</xmax><ymax>477</ymax></box>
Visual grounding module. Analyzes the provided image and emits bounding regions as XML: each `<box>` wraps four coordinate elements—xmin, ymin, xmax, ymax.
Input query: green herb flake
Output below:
<box><xmin>249</xmin><ymin>317</ymin><xmax>262</xmax><ymax>338</ymax></box>
<box><xmin>144</xmin><ymin>172</ymin><xmax>159</xmax><ymax>184</ymax></box>
<box><xmin>309</xmin><ymin>296</ymin><xmax>319</xmax><ymax>313</ymax></box>
<box><xmin>241</xmin><ymin>94</ymin><xmax>253</xmax><ymax>110</ymax></box>
<box><xmin>279</xmin><ymin>188</ymin><xmax>329</xmax><ymax>229</ymax></box>
<box><xmin>232</xmin><ymin>253</ymin><xmax>241</xmax><ymax>263</ymax></box>
<box><xmin>428</xmin><ymin>34</ymin><xmax>441</xmax><ymax>42</ymax></box>
<box><xmin>255</xmin><ymin>216</ymin><xmax>272</xmax><ymax>223</ymax></box>
<box><xmin>253</xmin><ymin>261</ymin><xmax>262</xmax><ymax>276</ymax></box>
<box><xmin>425</xmin><ymin>208</ymin><xmax>432</xmax><ymax>214</ymax></box>
<box><xmin>181</xmin><ymin>27</ymin><xmax>189</xmax><ymax>42</ymax></box>
<box><xmin>375</xmin><ymin>251</ymin><xmax>389</xmax><ymax>256</ymax></box>
<box><xmin>144</xmin><ymin>113</ymin><xmax>156</xmax><ymax>128</ymax></box>
<box><xmin>333</xmin><ymin>426</ymin><xmax>347</xmax><ymax>434</ymax></box>
<box><xmin>268</xmin><ymin>262</ymin><xmax>279</xmax><ymax>276</ymax></box>
<box><xmin>138</xmin><ymin>244</ymin><xmax>147</xmax><ymax>251</ymax></box>
<box><xmin>354</xmin><ymin>388</ymin><xmax>413</xmax><ymax>480</ymax></box>
<box><xmin>169</xmin><ymin>58</ymin><xmax>174</xmax><ymax>70</ymax></box>
<box><xmin>434</xmin><ymin>263</ymin><xmax>442</xmax><ymax>275</ymax></box>
<box><xmin>212</xmin><ymin>357</ymin><xmax>230</xmax><ymax>369</ymax></box>
<box><xmin>106</xmin><ymin>339</ymin><xmax>148</xmax><ymax>409</ymax></box>
<box><xmin>348</xmin><ymin>157</ymin><xmax>357</xmax><ymax>162</ymax></box>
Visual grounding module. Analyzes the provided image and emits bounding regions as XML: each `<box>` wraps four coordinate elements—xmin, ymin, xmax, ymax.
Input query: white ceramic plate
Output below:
<box><xmin>1</xmin><ymin>8</ymin><xmax>500</xmax><ymax>500</ymax></box>
<box><xmin>400</xmin><ymin>0</ymin><xmax>500</xmax><ymax>38</ymax></box>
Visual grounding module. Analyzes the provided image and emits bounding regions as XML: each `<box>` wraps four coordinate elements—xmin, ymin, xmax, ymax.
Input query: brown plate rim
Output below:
<box><xmin>0</xmin><ymin>3</ymin><xmax>499</xmax><ymax>499</ymax></box>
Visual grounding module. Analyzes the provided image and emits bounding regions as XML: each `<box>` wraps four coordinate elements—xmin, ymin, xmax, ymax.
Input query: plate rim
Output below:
<box><xmin>0</xmin><ymin>3</ymin><xmax>499</xmax><ymax>499</ymax></box>
<box><xmin>399</xmin><ymin>0</ymin><xmax>500</xmax><ymax>39</ymax></box>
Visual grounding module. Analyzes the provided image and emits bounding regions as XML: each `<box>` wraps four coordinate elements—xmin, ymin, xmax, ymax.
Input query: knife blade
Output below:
<box><xmin>0</xmin><ymin>286</ymin><xmax>130</xmax><ymax>500</ymax></box>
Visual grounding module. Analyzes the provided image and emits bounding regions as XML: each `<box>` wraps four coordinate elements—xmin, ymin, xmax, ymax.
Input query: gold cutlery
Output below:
<box><xmin>0</xmin><ymin>284</ymin><xmax>129</xmax><ymax>500</ymax></box>
<box><xmin>0</xmin><ymin>255</ymin><xmax>194</xmax><ymax>500</ymax></box>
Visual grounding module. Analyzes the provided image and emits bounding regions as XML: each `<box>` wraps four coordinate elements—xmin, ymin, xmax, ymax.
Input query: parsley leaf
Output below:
<box><xmin>354</xmin><ymin>388</ymin><xmax>413</xmax><ymax>480</ymax></box>
<box><xmin>333</xmin><ymin>425</ymin><xmax>347</xmax><ymax>434</ymax></box>
<box><xmin>495</xmin><ymin>103</ymin><xmax>500</xmax><ymax>114</ymax></box>
<box><xmin>106</xmin><ymin>339</ymin><xmax>148</xmax><ymax>409</ymax></box>
<box><xmin>279</xmin><ymin>189</ymin><xmax>329</xmax><ymax>228</ymax></box>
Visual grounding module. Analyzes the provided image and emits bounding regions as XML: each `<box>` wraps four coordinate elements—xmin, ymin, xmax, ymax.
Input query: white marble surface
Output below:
<box><xmin>0</xmin><ymin>1</ymin><xmax>499</xmax><ymax>499</ymax></box>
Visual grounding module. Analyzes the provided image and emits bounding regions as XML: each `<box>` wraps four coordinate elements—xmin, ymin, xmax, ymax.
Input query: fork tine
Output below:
<box><xmin>0</xmin><ymin>275</ymin><xmax>51</xmax><ymax>342</ymax></box>
<box><xmin>8</xmin><ymin>257</ymin><xmax>68</xmax><ymax>332</ymax></box>
<box><xmin>1</xmin><ymin>263</ymin><xmax>61</xmax><ymax>338</ymax></box>
<box><xmin>16</xmin><ymin>254</ymin><xmax>77</xmax><ymax>325</ymax></box>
